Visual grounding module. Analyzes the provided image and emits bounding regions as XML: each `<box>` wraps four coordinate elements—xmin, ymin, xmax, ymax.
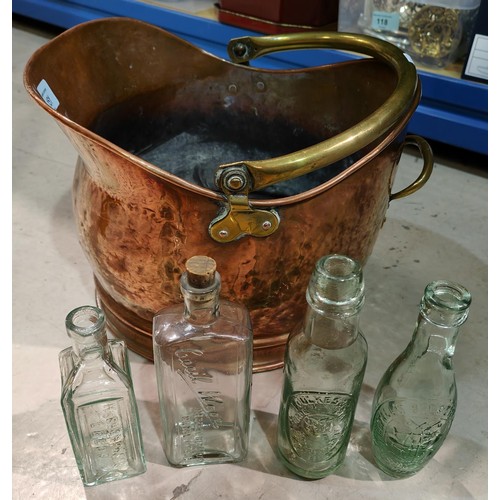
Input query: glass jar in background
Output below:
<box><xmin>355</xmin><ymin>0</ymin><xmax>481</xmax><ymax>67</ymax></box>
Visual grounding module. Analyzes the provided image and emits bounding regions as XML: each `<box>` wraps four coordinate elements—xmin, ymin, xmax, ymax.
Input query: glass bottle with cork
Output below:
<box><xmin>153</xmin><ymin>255</ymin><xmax>253</xmax><ymax>467</ymax></box>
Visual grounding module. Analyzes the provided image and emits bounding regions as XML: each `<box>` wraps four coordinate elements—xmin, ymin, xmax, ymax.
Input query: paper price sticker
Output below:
<box><xmin>36</xmin><ymin>79</ymin><xmax>60</xmax><ymax>110</ymax></box>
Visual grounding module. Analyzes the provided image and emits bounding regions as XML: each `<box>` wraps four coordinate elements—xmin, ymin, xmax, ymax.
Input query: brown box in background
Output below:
<box><xmin>216</xmin><ymin>1</ymin><xmax>339</xmax><ymax>34</ymax></box>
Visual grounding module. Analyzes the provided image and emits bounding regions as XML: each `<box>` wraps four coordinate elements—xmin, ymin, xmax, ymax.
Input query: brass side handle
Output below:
<box><xmin>215</xmin><ymin>31</ymin><xmax>419</xmax><ymax>193</ymax></box>
<box><xmin>390</xmin><ymin>135</ymin><xmax>434</xmax><ymax>201</ymax></box>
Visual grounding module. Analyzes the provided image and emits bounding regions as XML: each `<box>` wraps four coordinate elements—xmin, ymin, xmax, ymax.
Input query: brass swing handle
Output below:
<box><xmin>209</xmin><ymin>134</ymin><xmax>434</xmax><ymax>243</ymax></box>
<box><xmin>390</xmin><ymin>135</ymin><xmax>434</xmax><ymax>201</ymax></box>
<box><xmin>215</xmin><ymin>31</ymin><xmax>419</xmax><ymax>194</ymax></box>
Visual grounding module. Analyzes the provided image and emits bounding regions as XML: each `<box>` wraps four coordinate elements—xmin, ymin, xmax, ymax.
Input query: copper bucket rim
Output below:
<box><xmin>24</xmin><ymin>17</ymin><xmax>425</xmax><ymax>208</ymax></box>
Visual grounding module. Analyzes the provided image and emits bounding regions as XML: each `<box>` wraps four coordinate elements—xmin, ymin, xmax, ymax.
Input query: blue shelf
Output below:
<box><xmin>13</xmin><ymin>0</ymin><xmax>488</xmax><ymax>154</ymax></box>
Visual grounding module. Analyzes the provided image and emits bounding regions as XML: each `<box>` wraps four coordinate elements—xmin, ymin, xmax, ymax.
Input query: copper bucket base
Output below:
<box><xmin>95</xmin><ymin>279</ymin><xmax>287</xmax><ymax>372</ymax></box>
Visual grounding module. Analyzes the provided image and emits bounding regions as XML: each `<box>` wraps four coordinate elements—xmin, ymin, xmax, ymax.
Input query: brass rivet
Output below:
<box><xmin>233</xmin><ymin>43</ymin><xmax>248</xmax><ymax>59</ymax></box>
<box><xmin>228</xmin><ymin>175</ymin><xmax>244</xmax><ymax>190</ymax></box>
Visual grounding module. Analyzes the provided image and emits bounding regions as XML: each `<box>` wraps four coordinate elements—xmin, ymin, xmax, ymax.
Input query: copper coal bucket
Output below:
<box><xmin>24</xmin><ymin>18</ymin><xmax>433</xmax><ymax>372</ymax></box>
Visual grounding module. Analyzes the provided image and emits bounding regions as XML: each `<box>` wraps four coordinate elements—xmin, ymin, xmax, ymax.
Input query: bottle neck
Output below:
<box><xmin>66</xmin><ymin>306</ymin><xmax>108</xmax><ymax>360</ymax></box>
<box><xmin>411</xmin><ymin>313</ymin><xmax>461</xmax><ymax>358</ymax></box>
<box><xmin>410</xmin><ymin>280</ymin><xmax>471</xmax><ymax>359</ymax></box>
<box><xmin>304</xmin><ymin>304</ymin><xmax>361</xmax><ymax>349</ymax></box>
<box><xmin>304</xmin><ymin>254</ymin><xmax>364</xmax><ymax>349</ymax></box>
<box><xmin>181</xmin><ymin>272</ymin><xmax>221</xmax><ymax>326</ymax></box>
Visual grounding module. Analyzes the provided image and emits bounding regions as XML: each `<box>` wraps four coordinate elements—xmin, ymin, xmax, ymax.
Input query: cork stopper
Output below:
<box><xmin>185</xmin><ymin>256</ymin><xmax>217</xmax><ymax>288</ymax></box>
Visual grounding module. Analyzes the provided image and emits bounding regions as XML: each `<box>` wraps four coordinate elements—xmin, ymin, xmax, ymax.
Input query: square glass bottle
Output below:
<box><xmin>153</xmin><ymin>256</ymin><xmax>253</xmax><ymax>467</ymax></box>
<box><xmin>59</xmin><ymin>305</ymin><xmax>146</xmax><ymax>486</ymax></box>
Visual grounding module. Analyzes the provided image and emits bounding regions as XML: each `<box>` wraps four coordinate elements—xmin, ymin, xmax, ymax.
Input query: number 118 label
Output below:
<box><xmin>371</xmin><ymin>11</ymin><xmax>400</xmax><ymax>32</ymax></box>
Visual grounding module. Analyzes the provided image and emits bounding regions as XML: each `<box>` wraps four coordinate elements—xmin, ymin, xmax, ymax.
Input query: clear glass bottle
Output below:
<box><xmin>153</xmin><ymin>255</ymin><xmax>253</xmax><ymax>467</ymax></box>
<box><xmin>277</xmin><ymin>254</ymin><xmax>368</xmax><ymax>479</ymax></box>
<box><xmin>370</xmin><ymin>280</ymin><xmax>471</xmax><ymax>478</ymax></box>
<box><xmin>59</xmin><ymin>305</ymin><xmax>146</xmax><ymax>486</ymax></box>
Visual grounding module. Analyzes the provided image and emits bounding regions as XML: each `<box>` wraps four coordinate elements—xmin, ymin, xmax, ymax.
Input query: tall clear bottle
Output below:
<box><xmin>153</xmin><ymin>255</ymin><xmax>253</xmax><ymax>467</ymax></box>
<box><xmin>277</xmin><ymin>254</ymin><xmax>368</xmax><ymax>479</ymax></box>
<box><xmin>59</xmin><ymin>305</ymin><xmax>146</xmax><ymax>486</ymax></box>
<box><xmin>371</xmin><ymin>280</ymin><xmax>472</xmax><ymax>478</ymax></box>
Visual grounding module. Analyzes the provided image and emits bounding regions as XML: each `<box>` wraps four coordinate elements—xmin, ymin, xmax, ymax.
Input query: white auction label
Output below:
<box><xmin>371</xmin><ymin>11</ymin><xmax>400</xmax><ymax>32</ymax></box>
<box><xmin>36</xmin><ymin>79</ymin><xmax>60</xmax><ymax>110</ymax></box>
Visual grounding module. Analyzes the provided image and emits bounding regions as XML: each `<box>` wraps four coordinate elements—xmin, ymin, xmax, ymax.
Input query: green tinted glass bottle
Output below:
<box><xmin>59</xmin><ymin>305</ymin><xmax>146</xmax><ymax>486</ymax></box>
<box><xmin>371</xmin><ymin>280</ymin><xmax>472</xmax><ymax>478</ymax></box>
<box><xmin>277</xmin><ymin>254</ymin><xmax>368</xmax><ymax>479</ymax></box>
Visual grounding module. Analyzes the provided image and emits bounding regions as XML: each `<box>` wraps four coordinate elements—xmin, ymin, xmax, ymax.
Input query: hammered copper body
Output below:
<box><xmin>24</xmin><ymin>18</ymin><xmax>432</xmax><ymax>371</ymax></box>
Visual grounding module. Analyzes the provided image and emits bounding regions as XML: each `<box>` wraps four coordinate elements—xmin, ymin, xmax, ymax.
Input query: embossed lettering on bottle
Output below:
<box><xmin>84</xmin><ymin>401</ymin><xmax>129</xmax><ymax>470</ymax></box>
<box><xmin>174</xmin><ymin>348</ymin><xmax>224</xmax><ymax>455</ymax></box>
<box><xmin>286</xmin><ymin>391</ymin><xmax>354</xmax><ymax>463</ymax></box>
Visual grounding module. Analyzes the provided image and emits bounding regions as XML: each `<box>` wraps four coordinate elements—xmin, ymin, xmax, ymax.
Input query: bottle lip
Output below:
<box><xmin>424</xmin><ymin>280</ymin><xmax>472</xmax><ymax>312</ymax></box>
<box><xmin>316</xmin><ymin>254</ymin><xmax>362</xmax><ymax>279</ymax></box>
<box><xmin>65</xmin><ymin>305</ymin><xmax>106</xmax><ymax>337</ymax></box>
<box><xmin>307</xmin><ymin>254</ymin><xmax>364</xmax><ymax>308</ymax></box>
